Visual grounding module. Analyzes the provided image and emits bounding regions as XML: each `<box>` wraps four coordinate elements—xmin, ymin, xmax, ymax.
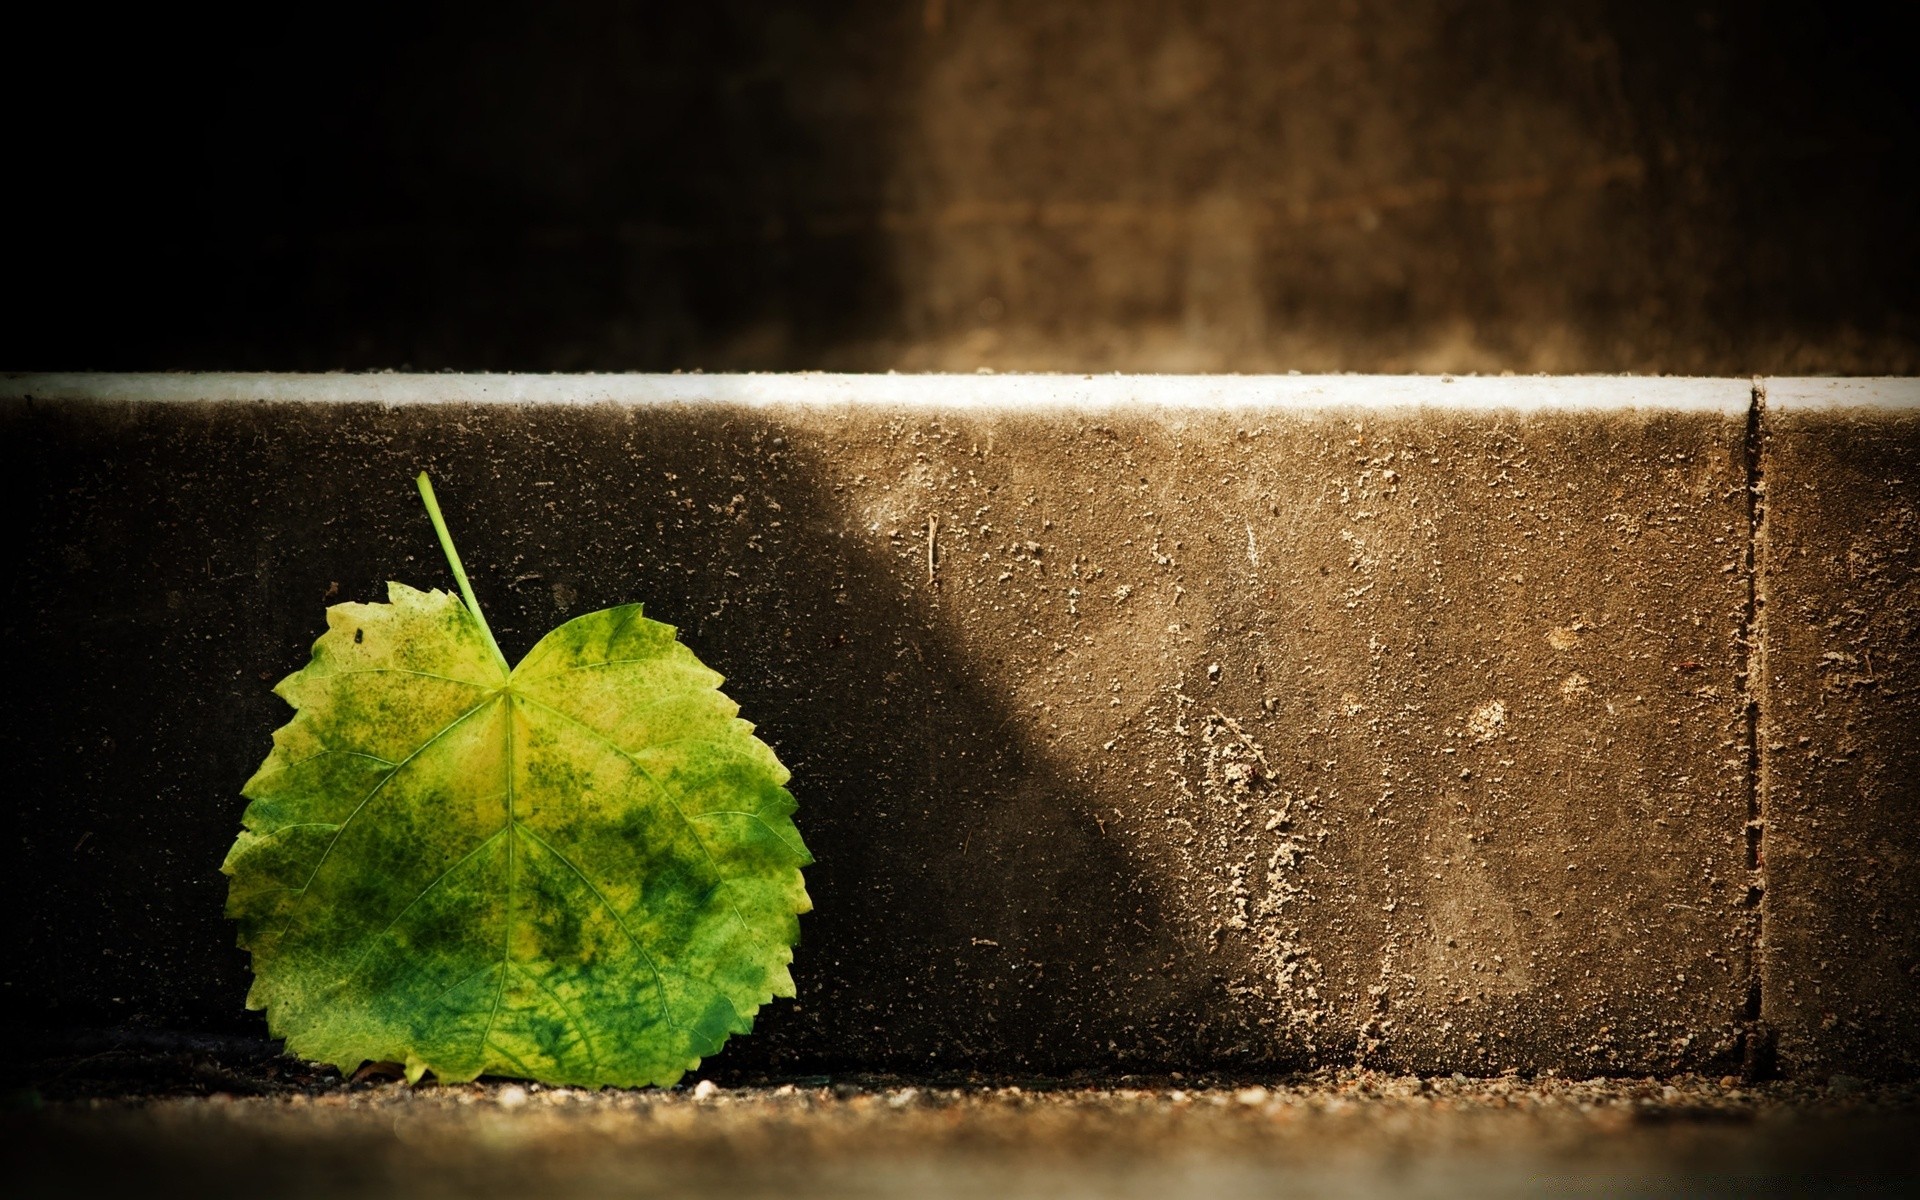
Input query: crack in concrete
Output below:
<box><xmin>1739</xmin><ymin>378</ymin><xmax>1777</xmax><ymax>1080</ymax></box>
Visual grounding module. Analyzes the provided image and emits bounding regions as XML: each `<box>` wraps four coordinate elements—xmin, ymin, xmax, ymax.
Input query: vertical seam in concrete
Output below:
<box><xmin>1740</xmin><ymin>377</ymin><xmax>1775</xmax><ymax>1077</ymax></box>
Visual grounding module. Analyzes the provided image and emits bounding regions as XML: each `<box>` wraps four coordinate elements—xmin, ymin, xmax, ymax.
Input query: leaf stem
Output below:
<box><xmin>416</xmin><ymin>472</ymin><xmax>508</xmax><ymax>670</ymax></box>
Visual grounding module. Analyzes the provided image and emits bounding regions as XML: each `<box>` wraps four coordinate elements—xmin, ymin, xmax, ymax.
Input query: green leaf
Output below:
<box><xmin>223</xmin><ymin>475</ymin><xmax>811</xmax><ymax>1088</ymax></box>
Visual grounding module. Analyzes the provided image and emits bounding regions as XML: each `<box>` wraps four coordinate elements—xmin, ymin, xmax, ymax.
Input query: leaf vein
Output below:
<box><xmin>306</xmin><ymin>667</ymin><xmax>496</xmax><ymax>689</ymax></box>
<box><xmin>330</xmin><ymin>825</ymin><xmax>510</xmax><ymax>991</ymax></box>
<box><xmin>513</xmin><ymin>655</ymin><xmax>699</xmax><ymax>683</ymax></box>
<box><xmin>512</xmin><ymin>820</ymin><xmax>679</xmax><ymax>1032</ymax></box>
<box><xmin>430</xmin><ymin>962</ymin><xmax>500</xmax><ymax>1007</ymax></box>
<box><xmin>512</xmin><ymin>962</ymin><xmax>600</xmax><ymax>1075</ymax></box>
<box><xmin>273</xmin><ymin>692</ymin><xmax>502</xmax><ymax>943</ymax></box>
<box><xmin>512</xmin><ymin>694</ymin><xmax>764</xmax><ymax>952</ymax></box>
<box><xmin>247</xmin><ymin>821</ymin><xmax>342</xmax><ymax>839</ymax></box>
<box><xmin>693</xmin><ymin>809</ymin><xmax>804</xmax><ymax>849</ymax></box>
<box><xmin>281</xmin><ymin>748</ymin><xmax>398</xmax><ymax>771</ymax></box>
<box><xmin>479</xmin><ymin>696</ymin><xmax>519</xmax><ymax>1069</ymax></box>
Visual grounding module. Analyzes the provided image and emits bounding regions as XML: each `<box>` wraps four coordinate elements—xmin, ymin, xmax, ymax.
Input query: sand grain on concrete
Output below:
<box><xmin>3</xmin><ymin>374</ymin><xmax>1914</xmax><ymax>1083</ymax></box>
<box><xmin>1758</xmin><ymin>381</ymin><xmax>1920</xmax><ymax>1077</ymax></box>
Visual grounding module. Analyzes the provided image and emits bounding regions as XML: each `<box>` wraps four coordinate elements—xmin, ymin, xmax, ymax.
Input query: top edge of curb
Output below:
<box><xmin>0</xmin><ymin>372</ymin><xmax>1910</xmax><ymax>413</ymax></box>
<box><xmin>1761</xmin><ymin>377</ymin><xmax>1920</xmax><ymax>412</ymax></box>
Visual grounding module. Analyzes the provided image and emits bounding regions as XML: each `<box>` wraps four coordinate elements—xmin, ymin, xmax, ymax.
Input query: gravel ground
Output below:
<box><xmin>7</xmin><ymin>1036</ymin><xmax>1917</xmax><ymax>1199</ymax></box>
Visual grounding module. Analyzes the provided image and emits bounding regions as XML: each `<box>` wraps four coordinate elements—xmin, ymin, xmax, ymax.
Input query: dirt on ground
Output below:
<box><xmin>8</xmin><ymin>1034</ymin><xmax>1917</xmax><ymax>1199</ymax></box>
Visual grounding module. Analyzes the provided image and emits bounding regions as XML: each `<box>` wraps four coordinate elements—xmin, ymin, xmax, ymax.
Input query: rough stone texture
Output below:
<box><xmin>1</xmin><ymin>375</ymin><xmax>1760</xmax><ymax>1076</ymax></box>
<box><xmin>1758</xmin><ymin>379</ymin><xmax>1920</xmax><ymax>1078</ymax></box>
<box><xmin>9</xmin><ymin>4</ymin><xmax>1918</xmax><ymax>376</ymax></box>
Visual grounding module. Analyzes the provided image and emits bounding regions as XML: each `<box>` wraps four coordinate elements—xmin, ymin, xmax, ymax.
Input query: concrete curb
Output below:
<box><xmin>2</xmin><ymin>374</ymin><xmax>1914</xmax><ymax>1078</ymax></box>
<box><xmin>7</xmin><ymin>372</ymin><xmax>1751</xmax><ymax>411</ymax></box>
<box><xmin>1755</xmin><ymin>377</ymin><xmax>1920</xmax><ymax>1078</ymax></box>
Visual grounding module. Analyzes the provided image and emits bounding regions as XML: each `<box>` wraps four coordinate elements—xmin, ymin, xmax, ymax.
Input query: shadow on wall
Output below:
<box><xmin>4</xmin><ymin>2</ymin><xmax>1916</xmax><ymax>373</ymax></box>
<box><xmin>4</xmin><ymin>390</ymin><xmax>1769</xmax><ymax>1078</ymax></box>
<box><xmin>3</xmin><ymin>401</ymin><xmax>1267</xmax><ymax>1074</ymax></box>
<box><xmin>2</xmin><ymin>3</ymin><xmax>913</xmax><ymax>374</ymax></box>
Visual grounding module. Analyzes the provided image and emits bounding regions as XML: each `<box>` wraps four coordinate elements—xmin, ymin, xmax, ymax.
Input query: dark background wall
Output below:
<box><xmin>5</xmin><ymin>1</ymin><xmax>1915</xmax><ymax>374</ymax></box>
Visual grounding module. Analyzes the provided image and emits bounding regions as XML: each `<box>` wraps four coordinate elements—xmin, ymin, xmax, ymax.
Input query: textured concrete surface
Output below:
<box><xmin>1758</xmin><ymin>379</ymin><xmax>1920</xmax><ymax>1077</ymax></box>
<box><xmin>10</xmin><ymin>4</ymin><xmax>1918</xmax><ymax>376</ymax></box>
<box><xmin>0</xmin><ymin>374</ymin><xmax>1910</xmax><ymax>1080</ymax></box>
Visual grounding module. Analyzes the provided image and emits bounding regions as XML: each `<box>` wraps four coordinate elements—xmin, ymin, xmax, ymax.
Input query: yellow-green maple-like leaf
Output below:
<box><xmin>223</xmin><ymin>475</ymin><xmax>810</xmax><ymax>1088</ymax></box>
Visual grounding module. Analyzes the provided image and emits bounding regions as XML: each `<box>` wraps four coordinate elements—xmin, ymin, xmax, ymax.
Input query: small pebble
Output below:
<box><xmin>496</xmin><ymin>1085</ymin><xmax>528</xmax><ymax>1109</ymax></box>
<box><xmin>693</xmin><ymin>1080</ymin><xmax>720</xmax><ymax>1099</ymax></box>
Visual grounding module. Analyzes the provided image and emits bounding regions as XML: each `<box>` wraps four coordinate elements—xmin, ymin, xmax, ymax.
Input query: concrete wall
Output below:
<box><xmin>7</xmin><ymin>3</ymin><xmax>1916</xmax><ymax>375</ymax></box>
<box><xmin>3</xmin><ymin>373</ymin><xmax>1915</xmax><ymax>1079</ymax></box>
<box><xmin>1757</xmin><ymin>380</ymin><xmax>1920</xmax><ymax>1078</ymax></box>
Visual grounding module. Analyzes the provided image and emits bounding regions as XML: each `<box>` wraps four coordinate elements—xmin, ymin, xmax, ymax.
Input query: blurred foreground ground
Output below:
<box><xmin>8</xmin><ymin>1036</ymin><xmax>1916</xmax><ymax>1199</ymax></box>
